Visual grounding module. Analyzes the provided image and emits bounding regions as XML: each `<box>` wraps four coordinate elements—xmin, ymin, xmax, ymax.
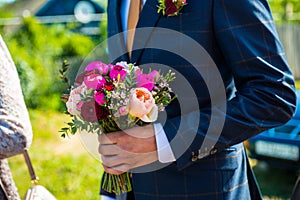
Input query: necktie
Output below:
<box><xmin>127</xmin><ymin>0</ymin><xmax>142</xmax><ymax>57</ymax></box>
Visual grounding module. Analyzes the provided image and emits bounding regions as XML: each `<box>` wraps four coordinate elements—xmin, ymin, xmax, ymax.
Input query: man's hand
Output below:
<box><xmin>98</xmin><ymin>124</ymin><xmax>158</xmax><ymax>175</ymax></box>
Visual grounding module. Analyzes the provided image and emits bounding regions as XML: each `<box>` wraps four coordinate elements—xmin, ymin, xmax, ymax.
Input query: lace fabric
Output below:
<box><xmin>0</xmin><ymin>35</ymin><xmax>32</xmax><ymax>158</ymax></box>
<box><xmin>0</xmin><ymin>35</ymin><xmax>33</xmax><ymax>200</ymax></box>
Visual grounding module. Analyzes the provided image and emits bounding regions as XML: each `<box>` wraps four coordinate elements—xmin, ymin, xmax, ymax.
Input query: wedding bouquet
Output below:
<box><xmin>59</xmin><ymin>61</ymin><xmax>176</xmax><ymax>194</ymax></box>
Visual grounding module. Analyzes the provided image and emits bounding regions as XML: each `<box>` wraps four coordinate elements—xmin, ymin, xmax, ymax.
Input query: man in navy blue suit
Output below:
<box><xmin>98</xmin><ymin>0</ymin><xmax>297</xmax><ymax>199</ymax></box>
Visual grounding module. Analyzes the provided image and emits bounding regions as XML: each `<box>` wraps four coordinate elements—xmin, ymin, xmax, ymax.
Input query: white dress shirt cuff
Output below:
<box><xmin>153</xmin><ymin>123</ymin><xmax>176</xmax><ymax>163</ymax></box>
<box><xmin>101</xmin><ymin>196</ymin><xmax>116</xmax><ymax>200</ymax></box>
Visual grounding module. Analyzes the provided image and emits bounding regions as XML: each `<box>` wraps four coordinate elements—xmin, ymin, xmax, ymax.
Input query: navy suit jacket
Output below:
<box><xmin>102</xmin><ymin>0</ymin><xmax>296</xmax><ymax>199</ymax></box>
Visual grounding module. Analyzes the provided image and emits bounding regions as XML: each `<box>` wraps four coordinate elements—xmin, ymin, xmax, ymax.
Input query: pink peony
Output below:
<box><xmin>94</xmin><ymin>91</ymin><xmax>106</xmax><ymax>105</ymax></box>
<box><xmin>109</xmin><ymin>65</ymin><xmax>127</xmax><ymax>81</ymax></box>
<box><xmin>134</xmin><ymin>68</ymin><xmax>142</xmax><ymax>77</ymax></box>
<box><xmin>129</xmin><ymin>88</ymin><xmax>158</xmax><ymax>122</ymax></box>
<box><xmin>84</xmin><ymin>74</ymin><xmax>106</xmax><ymax>90</ymax></box>
<box><xmin>85</xmin><ymin>61</ymin><xmax>110</xmax><ymax>75</ymax></box>
<box><xmin>136</xmin><ymin>70</ymin><xmax>159</xmax><ymax>91</ymax></box>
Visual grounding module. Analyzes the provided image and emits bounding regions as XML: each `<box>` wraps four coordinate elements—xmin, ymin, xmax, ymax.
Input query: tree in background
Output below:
<box><xmin>2</xmin><ymin>16</ymin><xmax>107</xmax><ymax>110</ymax></box>
<box><xmin>269</xmin><ymin>0</ymin><xmax>300</xmax><ymax>23</ymax></box>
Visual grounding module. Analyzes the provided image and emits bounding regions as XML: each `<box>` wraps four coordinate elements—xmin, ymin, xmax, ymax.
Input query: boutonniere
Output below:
<box><xmin>157</xmin><ymin>0</ymin><xmax>187</xmax><ymax>16</ymax></box>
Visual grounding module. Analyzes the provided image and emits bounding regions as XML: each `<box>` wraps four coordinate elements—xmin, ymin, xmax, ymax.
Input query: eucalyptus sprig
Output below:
<box><xmin>59</xmin><ymin>116</ymin><xmax>79</xmax><ymax>138</ymax></box>
<box><xmin>59</xmin><ymin>60</ymin><xmax>71</xmax><ymax>89</ymax></box>
<box><xmin>59</xmin><ymin>60</ymin><xmax>74</xmax><ymax>137</ymax></box>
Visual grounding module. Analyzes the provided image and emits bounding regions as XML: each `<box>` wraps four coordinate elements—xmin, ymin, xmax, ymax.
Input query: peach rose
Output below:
<box><xmin>129</xmin><ymin>88</ymin><xmax>158</xmax><ymax>122</ymax></box>
<box><xmin>66</xmin><ymin>83</ymin><xmax>87</xmax><ymax>116</ymax></box>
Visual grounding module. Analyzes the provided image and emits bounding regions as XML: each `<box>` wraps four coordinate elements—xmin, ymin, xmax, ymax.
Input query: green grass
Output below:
<box><xmin>8</xmin><ymin>110</ymin><xmax>103</xmax><ymax>199</ymax></box>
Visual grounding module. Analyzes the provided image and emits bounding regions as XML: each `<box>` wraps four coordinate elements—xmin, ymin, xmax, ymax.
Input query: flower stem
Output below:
<box><xmin>101</xmin><ymin>172</ymin><xmax>132</xmax><ymax>195</ymax></box>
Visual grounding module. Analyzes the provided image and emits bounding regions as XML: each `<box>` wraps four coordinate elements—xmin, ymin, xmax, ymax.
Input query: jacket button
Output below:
<box><xmin>210</xmin><ymin>148</ymin><xmax>218</xmax><ymax>155</ymax></box>
<box><xmin>191</xmin><ymin>152</ymin><xmax>198</xmax><ymax>162</ymax></box>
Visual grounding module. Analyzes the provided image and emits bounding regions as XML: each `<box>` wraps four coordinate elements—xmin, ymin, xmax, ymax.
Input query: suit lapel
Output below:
<box><xmin>108</xmin><ymin>0</ymin><xmax>162</xmax><ymax>63</ymax></box>
<box><xmin>130</xmin><ymin>0</ymin><xmax>162</xmax><ymax>63</ymax></box>
<box><xmin>107</xmin><ymin>0</ymin><xmax>129</xmax><ymax>62</ymax></box>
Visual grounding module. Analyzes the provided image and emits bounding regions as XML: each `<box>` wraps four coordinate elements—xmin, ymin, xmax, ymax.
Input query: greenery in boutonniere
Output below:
<box><xmin>157</xmin><ymin>0</ymin><xmax>187</xmax><ymax>16</ymax></box>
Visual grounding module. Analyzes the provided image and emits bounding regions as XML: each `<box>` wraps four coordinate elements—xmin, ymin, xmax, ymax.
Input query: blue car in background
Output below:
<box><xmin>247</xmin><ymin>90</ymin><xmax>300</xmax><ymax>171</ymax></box>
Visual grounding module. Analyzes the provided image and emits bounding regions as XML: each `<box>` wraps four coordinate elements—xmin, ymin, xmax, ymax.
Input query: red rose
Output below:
<box><xmin>96</xmin><ymin>105</ymin><xmax>109</xmax><ymax>120</ymax></box>
<box><xmin>94</xmin><ymin>91</ymin><xmax>106</xmax><ymax>105</ymax></box>
<box><xmin>104</xmin><ymin>82</ymin><xmax>115</xmax><ymax>91</ymax></box>
<box><xmin>81</xmin><ymin>100</ymin><xmax>109</xmax><ymax>122</ymax></box>
<box><xmin>165</xmin><ymin>0</ymin><xmax>179</xmax><ymax>15</ymax></box>
<box><xmin>80</xmin><ymin>100</ymin><xmax>99</xmax><ymax>122</ymax></box>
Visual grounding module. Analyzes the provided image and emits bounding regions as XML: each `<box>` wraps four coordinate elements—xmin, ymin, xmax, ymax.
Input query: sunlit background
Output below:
<box><xmin>0</xmin><ymin>0</ymin><xmax>299</xmax><ymax>199</ymax></box>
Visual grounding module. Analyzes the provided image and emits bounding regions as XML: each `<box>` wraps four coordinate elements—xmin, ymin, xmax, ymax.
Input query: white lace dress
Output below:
<box><xmin>0</xmin><ymin>35</ymin><xmax>33</xmax><ymax>200</ymax></box>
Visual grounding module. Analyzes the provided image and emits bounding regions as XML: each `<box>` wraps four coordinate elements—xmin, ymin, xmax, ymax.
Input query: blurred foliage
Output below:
<box><xmin>0</xmin><ymin>5</ymin><xmax>13</xmax><ymax>32</ymax></box>
<box><xmin>0</xmin><ymin>6</ymin><xmax>13</xmax><ymax>18</ymax></box>
<box><xmin>1</xmin><ymin>16</ymin><xmax>107</xmax><ymax>110</ymax></box>
<box><xmin>269</xmin><ymin>0</ymin><xmax>300</xmax><ymax>23</ymax></box>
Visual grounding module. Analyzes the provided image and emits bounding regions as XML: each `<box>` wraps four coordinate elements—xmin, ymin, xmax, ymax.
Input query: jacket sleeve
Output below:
<box><xmin>0</xmin><ymin>36</ymin><xmax>33</xmax><ymax>159</ymax></box>
<box><xmin>162</xmin><ymin>0</ymin><xmax>296</xmax><ymax>170</ymax></box>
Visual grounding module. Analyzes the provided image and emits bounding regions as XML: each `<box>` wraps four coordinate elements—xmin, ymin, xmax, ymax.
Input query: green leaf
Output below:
<box><xmin>71</xmin><ymin>127</ymin><xmax>77</xmax><ymax>134</ymax></box>
<box><xmin>67</xmin><ymin>122</ymin><xmax>74</xmax><ymax>126</ymax></box>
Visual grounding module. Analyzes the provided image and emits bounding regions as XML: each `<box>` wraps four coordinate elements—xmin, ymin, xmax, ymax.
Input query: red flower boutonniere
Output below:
<box><xmin>157</xmin><ymin>0</ymin><xmax>187</xmax><ymax>16</ymax></box>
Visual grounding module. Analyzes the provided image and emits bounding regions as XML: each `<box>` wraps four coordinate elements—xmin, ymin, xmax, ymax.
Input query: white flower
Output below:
<box><xmin>115</xmin><ymin>61</ymin><xmax>130</xmax><ymax>70</ymax></box>
<box><xmin>112</xmin><ymin>91</ymin><xmax>119</xmax><ymax>98</ymax></box>
<box><xmin>66</xmin><ymin>83</ymin><xmax>87</xmax><ymax>116</ymax></box>
<box><xmin>151</xmin><ymin>91</ymin><xmax>157</xmax><ymax>95</ymax></box>
<box><xmin>121</xmin><ymin>92</ymin><xmax>126</xmax><ymax>99</ymax></box>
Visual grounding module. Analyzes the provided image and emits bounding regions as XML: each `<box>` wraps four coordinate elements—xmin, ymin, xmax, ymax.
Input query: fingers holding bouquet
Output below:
<box><xmin>98</xmin><ymin>124</ymin><xmax>158</xmax><ymax>175</ymax></box>
<box><xmin>101</xmin><ymin>148</ymin><xmax>158</xmax><ymax>176</ymax></box>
